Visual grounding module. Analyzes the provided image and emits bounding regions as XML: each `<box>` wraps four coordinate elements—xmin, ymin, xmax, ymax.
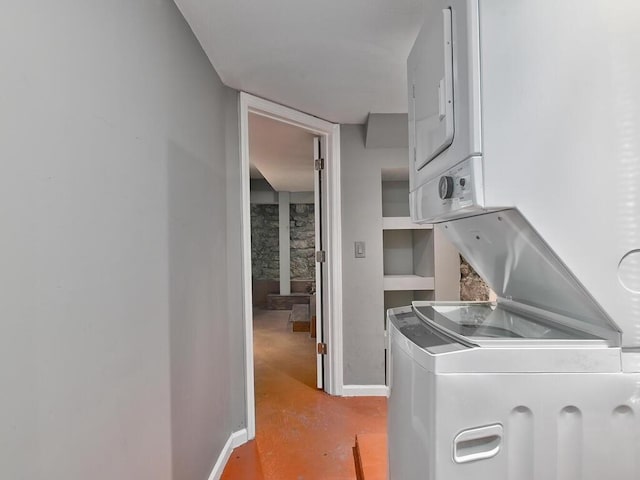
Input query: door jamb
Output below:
<box><xmin>239</xmin><ymin>92</ymin><xmax>343</xmax><ymax>440</ymax></box>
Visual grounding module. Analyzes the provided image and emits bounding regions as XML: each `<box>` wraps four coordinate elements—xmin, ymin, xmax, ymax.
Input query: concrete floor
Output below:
<box><xmin>221</xmin><ymin>309</ymin><xmax>387</xmax><ymax>479</ymax></box>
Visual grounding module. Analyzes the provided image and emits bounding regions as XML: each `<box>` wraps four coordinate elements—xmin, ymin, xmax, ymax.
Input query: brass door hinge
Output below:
<box><xmin>317</xmin><ymin>343</ymin><xmax>327</xmax><ymax>355</ymax></box>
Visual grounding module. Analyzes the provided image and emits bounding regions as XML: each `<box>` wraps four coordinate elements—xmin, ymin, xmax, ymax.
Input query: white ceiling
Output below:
<box><xmin>249</xmin><ymin>113</ymin><xmax>316</xmax><ymax>192</ymax></box>
<box><xmin>173</xmin><ymin>0</ymin><xmax>425</xmax><ymax>124</ymax></box>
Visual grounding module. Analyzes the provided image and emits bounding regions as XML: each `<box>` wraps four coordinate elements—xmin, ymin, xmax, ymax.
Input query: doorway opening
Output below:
<box><xmin>239</xmin><ymin>93</ymin><xmax>343</xmax><ymax>440</ymax></box>
<box><xmin>249</xmin><ymin>112</ymin><xmax>319</xmax><ymax>406</ymax></box>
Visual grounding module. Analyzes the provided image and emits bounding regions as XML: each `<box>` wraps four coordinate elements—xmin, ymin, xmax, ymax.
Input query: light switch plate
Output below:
<box><xmin>354</xmin><ymin>241</ymin><xmax>366</xmax><ymax>258</ymax></box>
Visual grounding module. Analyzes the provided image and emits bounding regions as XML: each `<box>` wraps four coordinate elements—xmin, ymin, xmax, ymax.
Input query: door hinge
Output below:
<box><xmin>412</xmin><ymin>84</ymin><xmax>415</xmax><ymax>99</ymax></box>
<box><xmin>317</xmin><ymin>343</ymin><xmax>327</xmax><ymax>355</ymax></box>
<box><xmin>316</xmin><ymin>250</ymin><xmax>326</xmax><ymax>263</ymax></box>
<box><xmin>314</xmin><ymin>158</ymin><xmax>325</xmax><ymax>171</ymax></box>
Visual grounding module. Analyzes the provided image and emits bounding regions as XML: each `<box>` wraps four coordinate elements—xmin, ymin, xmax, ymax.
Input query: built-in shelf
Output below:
<box><xmin>381</xmin><ymin>172</ymin><xmax>460</xmax><ymax>388</ymax></box>
<box><xmin>381</xmin><ymin>176</ymin><xmax>459</xmax><ymax>302</ymax></box>
<box><xmin>383</xmin><ymin>274</ymin><xmax>435</xmax><ymax>291</ymax></box>
<box><xmin>383</xmin><ymin>229</ymin><xmax>434</xmax><ymax>277</ymax></box>
<box><xmin>382</xmin><ymin>216</ymin><xmax>433</xmax><ymax>230</ymax></box>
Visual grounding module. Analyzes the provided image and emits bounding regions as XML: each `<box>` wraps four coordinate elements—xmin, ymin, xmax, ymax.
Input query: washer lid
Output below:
<box><xmin>441</xmin><ymin>209</ymin><xmax>621</xmax><ymax>344</ymax></box>
<box><xmin>412</xmin><ymin>302</ymin><xmax>607</xmax><ymax>348</ymax></box>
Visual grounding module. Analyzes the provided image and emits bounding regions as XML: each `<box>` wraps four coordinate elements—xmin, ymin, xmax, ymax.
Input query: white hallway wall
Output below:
<box><xmin>0</xmin><ymin>1</ymin><xmax>244</xmax><ymax>479</ymax></box>
<box><xmin>341</xmin><ymin>124</ymin><xmax>408</xmax><ymax>385</ymax></box>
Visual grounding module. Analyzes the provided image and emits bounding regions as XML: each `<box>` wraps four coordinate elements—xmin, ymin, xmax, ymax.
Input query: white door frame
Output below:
<box><xmin>312</xmin><ymin>136</ymin><xmax>324</xmax><ymax>390</ymax></box>
<box><xmin>239</xmin><ymin>92</ymin><xmax>343</xmax><ymax>440</ymax></box>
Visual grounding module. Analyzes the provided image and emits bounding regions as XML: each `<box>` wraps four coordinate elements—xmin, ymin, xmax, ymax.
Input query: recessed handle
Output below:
<box><xmin>453</xmin><ymin>424</ymin><xmax>503</xmax><ymax>464</ymax></box>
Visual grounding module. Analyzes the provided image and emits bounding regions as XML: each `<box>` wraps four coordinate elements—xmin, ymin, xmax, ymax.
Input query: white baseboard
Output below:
<box><xmin>342</xmin><ymin>385</ymin><xmax>390</xmax><ymax>397</ymax></box>
<box><xmin>207</xmin><ymin>428</ymin><xmax>248</xmax><ymax>480</ymax></box>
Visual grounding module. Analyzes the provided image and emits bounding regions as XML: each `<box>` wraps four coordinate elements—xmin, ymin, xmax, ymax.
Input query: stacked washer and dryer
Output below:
<box><xmin>388</xmin><ymin>1</ymin><xmax>640</xmax><ymax>479</ymax></box>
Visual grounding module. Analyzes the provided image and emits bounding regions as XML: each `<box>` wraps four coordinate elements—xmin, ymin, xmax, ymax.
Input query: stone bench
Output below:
<box><xmin>267</xmin><ymin>293</ymin><xmax>310</xmax><ymax>310</ymax></box>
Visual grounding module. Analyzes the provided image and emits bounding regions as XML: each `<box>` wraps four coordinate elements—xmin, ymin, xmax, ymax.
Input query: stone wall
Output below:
<box><xmin>290</xmin><ymin>204</ymin><xmax>315</xmax><ymax>280</ymax></box>
<box><xmin>460</xmin><ymin>255</ymin><xmax>491</xmax><ymax>301</ymax></box>
<box><xmin>250</xmin><ymin>203</ymin><xmax>315</xmax><ymax>281</ymax></box>
<box><xmin>251</xmin><ymin>204</ymin><xmax>279</xmax><ymax>279</ymax></box>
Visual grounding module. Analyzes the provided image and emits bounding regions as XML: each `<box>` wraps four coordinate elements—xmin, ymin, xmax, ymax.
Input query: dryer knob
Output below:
<box><xmin>439</xmin><ymin>175</ymin><xmax>454</xmax><ymax>200</ymax></box>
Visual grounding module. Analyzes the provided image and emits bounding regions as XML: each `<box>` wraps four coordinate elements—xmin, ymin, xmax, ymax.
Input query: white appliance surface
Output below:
<box><xmin>392</xmin><ymin>0</ymin><xmax>640</xmax><ymax>479</ymax></box>
<box><xmin>414</xmin><ymin>303</ymin><xmax>601</xmax><ymax>343</ymax></box>
<box><xmin>440</xmin><ymin>209</ymin><xmax>621</xmax><ymax>344</ymax></box>
<box><xmin>407</xmin><ymin>0</ymin><xmax>640</xmax><ymax>348</ymax></box>
<box><xmin>388</xmin><ymin>307</ymin><xmax>640</xmax><ymax>480</ymax></box>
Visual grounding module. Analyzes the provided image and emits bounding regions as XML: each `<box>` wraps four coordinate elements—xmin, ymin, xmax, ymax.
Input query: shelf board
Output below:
<box><xmin>382</xmin><ymin>217</ymin><xmax>433</xmax><ymax>230</ymax></box>
<box><xmin>383</xmin><ymin>275</ymin><xmax>435</xmax><ymax>291</ymax></box>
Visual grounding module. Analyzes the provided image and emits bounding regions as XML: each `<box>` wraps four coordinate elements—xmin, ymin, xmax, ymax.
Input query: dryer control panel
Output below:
<box><xmin>411</xmin><ymin>156</ymin><xmax>486</xmax><ymax>223</ymax></box>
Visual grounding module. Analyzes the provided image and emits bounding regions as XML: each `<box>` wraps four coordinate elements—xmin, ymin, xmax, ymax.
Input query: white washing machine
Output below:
<box><xmin>388</xmin><ymin>210</ymin><xmax>640</xmax><ymax>479</ymax></box>
<box><xmin>388</xmin><ymin>302</ymin><xmax>640</xmax><ymax>480</ymax></box>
